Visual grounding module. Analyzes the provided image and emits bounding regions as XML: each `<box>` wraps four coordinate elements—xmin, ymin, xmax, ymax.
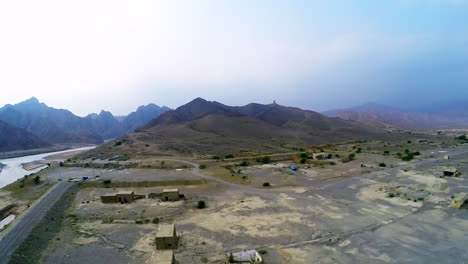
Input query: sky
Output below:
<box><xmin>0</xmin><ymin>0</ymin><xmax>467</xmax><ymax>116</ymax></box>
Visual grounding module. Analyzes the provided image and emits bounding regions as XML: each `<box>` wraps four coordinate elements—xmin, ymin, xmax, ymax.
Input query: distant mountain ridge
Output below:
<box><xmin>0</xmin><ymin>97</ymin><xmax>169</xmax><ymax>152</ymax></box>
<box><xmin>324</xmin><ymin>102</ymin><xmax>468</xmax><ymax>129</ymax></box>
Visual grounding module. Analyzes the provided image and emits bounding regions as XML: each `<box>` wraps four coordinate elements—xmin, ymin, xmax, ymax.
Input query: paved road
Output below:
<box><xmin>0</xmin><ymin>181</ymin><xmax>73</xmax><ymax>264</ymax></box>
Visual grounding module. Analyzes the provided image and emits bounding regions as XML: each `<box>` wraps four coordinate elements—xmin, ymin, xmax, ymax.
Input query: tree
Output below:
<box><xmin>197</xmin><ymin>200</ymin><xmax>206</xmax><ymax>209</ymax></box>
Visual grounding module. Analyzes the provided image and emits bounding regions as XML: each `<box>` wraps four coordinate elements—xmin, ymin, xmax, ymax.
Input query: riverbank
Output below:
<box><xmin>0</xmin><ymin>146</ymin><xmax>95</xmax><ymax>188</ymax></box>
<box><xmin>0</xmin><ymin>144</ymin><xmax>94</xmax><ymax>160</ymax></box>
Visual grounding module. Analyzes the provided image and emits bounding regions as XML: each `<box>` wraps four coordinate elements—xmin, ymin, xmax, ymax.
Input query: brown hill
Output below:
<box><xmin>84</xmin><ymin>98</ymin><xmax>402</xmax><ymax>157</ymax></box>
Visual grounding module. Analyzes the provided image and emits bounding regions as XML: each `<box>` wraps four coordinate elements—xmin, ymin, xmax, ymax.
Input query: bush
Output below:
<box><xmin>103</xmin><ymin>180</ymin><xmax>111</xmax><ymax>184</ymax></box>
<box><xmin>256</xmin><ymin>156</ymin><xmax>271</xmax><ymax>164</ymax></box>
<box><xmin>212</xmin><ymin>155</ymin><xmax>222</xmax><ymax>160</ymax></box>
<box><xmin>152</xmin><ymin>217</ymin><xmax>159</xmax><ymax>224</ymax></box>
<box><xmin>300</xmin><ymin>153</ymin><xmax>308</xmax><ymax>158</ymax></box>
<box><xmin>383</xmin><ymin>150</ymin><xmax>390</xmax><ymax>155</ymax></box>
<box><xmin>114</xmin><ymin>141</ymin><xmax>122</xmax><ymax>146</ymax></box>
<box><xmin>348</xmin><ymin>153</ymin><xmax>356</xmax><ymax>160</ymax></box>
<box><xmin>225</xmin><ymin>154</ymin><xmax>234</xmax><ymax>159</ymax></box>
<box><xmin>387</xmin><ymin>193</ymin><xmax>395</xmax><ymax>198</ymax></box>
<box><xmin>378</xmin><ymin>163</ymin><xmax>386</xmax><ymax>167</ymax></box>
<box><xmin>456</xmin><ymin>134</ymin><xmax>467</xmax><ymax>141</ymax></box>
<box><xmin>356</xmin><ymin>148</ymin><xmax>362</xmax><ymax>153</ymax></box>
<box><xmin>199</xmin><ymin>164</ymin><xmax>207</xmax><ymax>169</ymax></box>
<box><xmin>300</xmin><ymin>158</ymin><xmax>307</xmax><ymax>164</ymax></box>
<box><xmin>197</xmin><ymin>200</ymin><xmax>206</xmax><ymax>209</ymax></box>
<box><xmin>240</xmin><ymin>161</ymin><xmax>250</xmax><ymax>167</ymax></box>
<box><xmin>258</xmin><ymin>249</ymin><xmax>268</xmax><ymax>255</ymax></box>
<box><xmin>135</xmin><ymin>220</ymin><xmax>143</xmax><ymax>224</ymax></box>
<box><xmin>262</xmin><ymin>182</ymin><xmax>271</xmax><ymax>187</ymax></box>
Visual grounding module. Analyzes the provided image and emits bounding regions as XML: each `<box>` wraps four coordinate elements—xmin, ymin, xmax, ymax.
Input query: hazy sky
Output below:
<box><xmin>0</xmin><ymin>0</ymin><xmax>467</xmax><ymax>116</ymax></box>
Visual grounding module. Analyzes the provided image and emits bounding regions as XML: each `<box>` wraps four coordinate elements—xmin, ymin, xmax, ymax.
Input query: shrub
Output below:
<box><xmin>262</xmin><ymin>182</ymin><xmax>271</xmax><ymax>187</ymax></box>
<box><xmin>348</xmin><ymin>153</ymin><xmax>356</xmax><ymax>160</ymax></box>
<box><xmin>378</xmin><ymin>162</ymin><xmax>386</xmax><ymax>167</ymax></box>
<box><xmin>103</xmin><ymin>180</ymin><xmax>111</xmax><ymax>184</ymax></box>
<box><xmin>152</xmin><ymin>217</ymin><xmax>160</xmax><ymax>224</ymax></box>
<box><xmin>114</xmin><ymin>141</ymin><xmax>122</xmax><ymax>146</ymax></box>
<box><xmin>300</xmin><ymin>153</ymin><xmax>308</xmax><ymax>158</ymax></box>
<box><xmin>300</xmin><ymin>158</ymin><xmax>307</xmax><ymax>164</ymax></box>
<box><xmin>135</xmin><ymin>220</ymin><xmax>143</xmax><ymax>224</ymax></box>
<box><xmin>388</xmin><ymin>193</ymin><xmax>395</xmax><ymax>198</ymax></box>
<box><xmin>199</xmin><ymin>165</ymin><xmax>207</xmax><ymax>169</ymax></box>
<box><xmin>258</xmin><ymin>249</ymin><xmax>268</xmax><ymax>255</ymax></box>
<box><xmin>197</xmin><ymin>200</ymin><xmax>206</xmax><ymax>209</ymax></box>
<box><xmin>256</xmin><ymin>156</ymin><xmax>271</xmax><ymax>164</ymax></box>
<box><xmin>356</xmin><ymin>148</ymin><xmax>362</xmax><ymax>153</ymax></box>
<box><xmin>225</xmin><ymin>154</ymin><xmax>234</xmax><ymax>159</ymax></box>
<box><xmin>456</xmin><ymin>134</ymin><xmax>467</xmax><ymax>141</ymax></box>
<box><xmin>240</xmin><ymin>161</ymin><xmax>250</xmax><ymax>167</ymax></box>
<box><xmin>383</xmin><ymin>150</ymin><xmax>390</xmax><ymax>155</ymax></box>
<box><xmin>212</xmin><ymin>155</ymin><xmax>222</xmax><ymax>160</ymax></box>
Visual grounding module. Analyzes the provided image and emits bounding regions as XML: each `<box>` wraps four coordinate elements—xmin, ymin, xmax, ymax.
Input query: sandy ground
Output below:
<box><xmin>29</xmin><ymin>144</ymin><xmax>468</xmax><ymax>263</ymax></box>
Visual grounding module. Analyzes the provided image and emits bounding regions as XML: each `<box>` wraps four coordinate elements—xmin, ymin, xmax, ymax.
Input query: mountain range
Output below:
<box><xmin>0</xmin><ymin>97</ymin><xmax>169</xmax><ymax>152</ymax></box>
<box><xmin>84</xmin><ymin>98</ymin><xmax>404</xmax><ymax>157</ymax></box>
<box><xmin>0</xmin><ymin>120</ymin><xmax>51</xmax><ymax>152</ymax></box>
<box><xmin>323</xmin><ymin>102</ymin><xmax>468</xmax><ymax>129</ymax></box>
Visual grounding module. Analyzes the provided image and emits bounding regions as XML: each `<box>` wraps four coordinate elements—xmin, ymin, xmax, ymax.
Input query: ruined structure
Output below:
<box><xmin>452</xmin><ymin>192</ymin><xmax>468</xmax><ymax>209</ymax></box>
<box><xmin>443</xmin><ymin>168</ymin><xmax>461</xmax><ymax>177</ymax></box>
<box><xmin>156</xmin><ymin>224</ymin><xmax>178</xmax><ymax>250</ymax></box>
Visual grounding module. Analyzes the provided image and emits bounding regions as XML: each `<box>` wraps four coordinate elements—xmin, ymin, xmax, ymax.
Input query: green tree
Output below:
<box><xmin>197</xmin><ymin>200</ymin><xmax>206</xmax><ymax>209</ymax></box>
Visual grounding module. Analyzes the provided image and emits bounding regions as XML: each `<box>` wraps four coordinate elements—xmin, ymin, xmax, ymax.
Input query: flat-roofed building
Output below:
<box><xmin>162</xmin><ymin>189</ymin><xmax>180</xmax><ymax>202</ymax></box>
<box><xmin>100</xmin><ymin>191</ymin><xmax>145</xmax><ymax>204</ymax></box>
<box><xmin>156</xmin><ymin>224</ymin><xmax>178</xmax><ymax>249</ymax></box>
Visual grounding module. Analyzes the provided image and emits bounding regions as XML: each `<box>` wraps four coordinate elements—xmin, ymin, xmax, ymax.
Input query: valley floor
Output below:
<box><xmin>3</xmin><ymin>141</ymin><xmax>468</xmax><ymax>264</ymax></box>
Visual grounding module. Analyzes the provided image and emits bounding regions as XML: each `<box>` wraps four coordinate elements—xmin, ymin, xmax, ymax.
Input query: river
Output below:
<box><xmin>0</xmin><ymin>146</ymin><xmax>94</xmax><ymax>188</ymax></box>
